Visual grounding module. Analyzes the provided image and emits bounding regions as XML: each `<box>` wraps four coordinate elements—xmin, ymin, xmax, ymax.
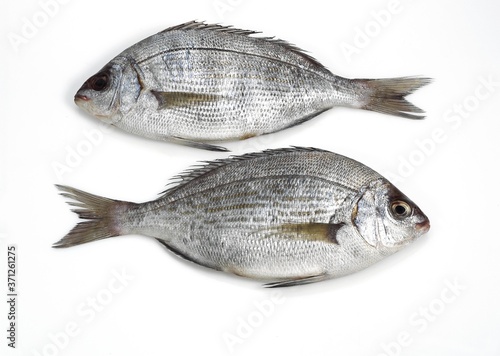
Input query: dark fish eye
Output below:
<box><xmin>390</xmin><ymin>200</ymin><xmax>412</xmax><ymax>219</ymax></box>
<box><xmin>89</xmin><ymin>73</ymin><xmax>109</xmax><ymax>91</ymax></box>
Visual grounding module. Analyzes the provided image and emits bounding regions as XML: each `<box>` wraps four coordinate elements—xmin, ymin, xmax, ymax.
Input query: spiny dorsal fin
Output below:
<box><xmin>159</xmin><ymin>21</ymin><xmax>326</xmax><ymax>70</ymax></box>
<box><xmin>160</xmin><ymin>147</ymin><xmax>329</xmax><ymax>197</ymax></box>
<box><xmin>159</xmin><ymin>20</ymin><xmax>260</xmax><ymax>36</ymax></box>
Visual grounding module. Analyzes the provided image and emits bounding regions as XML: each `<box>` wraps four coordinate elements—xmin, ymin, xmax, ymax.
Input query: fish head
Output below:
<box><xmin>74</xmin><ymin>58</ymin><xmax>141</xmax><ymax>124</ymax></box>
<box><xmin>352</xmin><ymin>179</ymin><xmax>429</xmax><ymax>251</ymax></box>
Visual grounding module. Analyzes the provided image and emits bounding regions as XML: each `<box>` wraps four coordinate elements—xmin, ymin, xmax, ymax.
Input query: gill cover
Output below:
<box><xmin>75</xmin><ymin>57</ymin><xmax>142</xmax><ymax>123</ymax></box>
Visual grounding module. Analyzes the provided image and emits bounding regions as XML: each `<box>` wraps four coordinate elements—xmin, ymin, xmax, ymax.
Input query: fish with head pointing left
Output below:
<box><xmin>74</xmin><ymin>21</ymin><xmax>431</xmax><ymax>151</ymax></box>
<box><xmin>54</xmin><ymin>147</ymin><xmax>430</xmax><ymax>287</ymax></box>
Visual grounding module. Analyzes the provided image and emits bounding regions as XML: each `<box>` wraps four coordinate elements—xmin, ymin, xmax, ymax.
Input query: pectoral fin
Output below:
<box><xmin>264</xmin><ymin>274</ymin><xmax>328</xmax><ymax>288</ymax></box>
<box><xmin>152</xmin><ymin>91</ymin><xmax>221</xmax><ymax>110</ymax></box>
<box><xmin>252</xmin><ymin>223</ymin><xmax>345</xmax><ymax>244</ymax></box>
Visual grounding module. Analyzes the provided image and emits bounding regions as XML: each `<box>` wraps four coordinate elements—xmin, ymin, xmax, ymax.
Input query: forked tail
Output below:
<box><xmin>53</xmin><ymin>185</ymin><xmax>131</xmax><ymax>248</ymax></box>
<box><xmin>355</xmin><ymin>76</ymin><xmax>432</xmax><ymax>119</ymax></box>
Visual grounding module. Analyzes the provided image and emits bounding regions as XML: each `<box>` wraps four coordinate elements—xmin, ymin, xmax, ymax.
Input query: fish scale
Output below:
<box><xmin>75</xmin><ymin>21</ymin><xmax>430</xmax><ymax>151</ymax></box>
<box><xmin>139</xmin><ymin>49</ymin><xmax>336</xmax><ymax>138</ymax></box>
<box><xmin>54</xmin><ymin>147</ymin><xmax>430</xmax><ymax>286</ymax></box>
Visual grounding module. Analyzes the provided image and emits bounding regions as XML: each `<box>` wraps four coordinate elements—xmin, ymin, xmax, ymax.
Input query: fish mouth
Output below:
<box><xmin>415</xmin><ymin>220</ymin><xmax>430</xmax><ymax>234</ymax></box>
<box><xmin>74</xmin><ymin>93</ymin><xmax>90</xmax><ymax>103</ymax></box>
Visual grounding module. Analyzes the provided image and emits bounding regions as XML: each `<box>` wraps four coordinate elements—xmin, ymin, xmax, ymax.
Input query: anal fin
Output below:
<box><xmin>156</xmin><ymin>239</ymin><xmax>221</xmax><ymax>271</ymax></box>
<box><xmin>264</xmin><ymin>274</ymin><xmax>327</xmax><ymax>288</ymax></box>
<box><xmin>276</xmin><ymin>108</ymin><xmax>330</xmax><ymax>132</ymax></box>
<box><xmin>170</xmin><ymin>136</ymin><xmax>229</xmax><ymax>152</ymax></box>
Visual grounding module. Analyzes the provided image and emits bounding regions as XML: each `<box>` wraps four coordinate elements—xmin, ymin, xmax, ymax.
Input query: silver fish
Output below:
<box><xmin>75</xmin><ymin>21</ymin><xmax>431</xmax><ymax>151</ymax></box>
<box><xmin>54</xmin><ymin>147</ymin><xmax>430</xmax><ymax>287</ymax></box>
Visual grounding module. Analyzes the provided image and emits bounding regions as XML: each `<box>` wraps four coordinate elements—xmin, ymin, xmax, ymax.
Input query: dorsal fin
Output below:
<box><xmin>159</xmin><ymin>20</ymin><xmax>260</xmax><ymax>36</ymax></box>
<box><xmin>160</xmin><ymin>147</ymin><xmax>329</xmax><ymax>197</ymax></box>
<box><xmin>158</xmin><ymin>21</ymin><xmax>326</xmax><ymax>70</ymax></box>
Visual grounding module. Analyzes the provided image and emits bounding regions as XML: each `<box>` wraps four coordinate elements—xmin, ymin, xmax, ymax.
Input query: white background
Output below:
<box><xmin>2</xmin><ymin>0</ymin><xmax>500</xmax><ymax>355</ymax></box>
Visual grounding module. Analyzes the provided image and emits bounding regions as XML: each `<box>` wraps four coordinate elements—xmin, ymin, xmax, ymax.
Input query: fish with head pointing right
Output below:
<box><xmin>53</xmin><ymin>147</ymin><xmax>429</xmax><ymax>287</ymax></box>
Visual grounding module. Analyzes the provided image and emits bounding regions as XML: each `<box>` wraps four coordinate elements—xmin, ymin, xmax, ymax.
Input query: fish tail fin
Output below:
<box><xmin>356</xmin><ymin>76</ymin><xmax>432</xmax><ymax>119</ymax></box>
<box><xmin>53</xmin><ymin>185</ymin><xmax>132</xmax><ymax>248</ymax></box>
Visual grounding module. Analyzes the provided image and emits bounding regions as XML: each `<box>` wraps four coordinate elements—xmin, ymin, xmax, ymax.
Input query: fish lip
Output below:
<box><xmin>74</xmin><ymin>93</ymin><xmax>90</xmax><ymax>102</ymax></box>
<box><xmin>416</xmin><ymin>220</ymin><xmax>430</xmax><ymax>234</ymax></box>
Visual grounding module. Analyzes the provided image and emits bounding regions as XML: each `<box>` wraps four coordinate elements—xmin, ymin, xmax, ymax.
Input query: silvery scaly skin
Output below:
<box><xmin>75</xmin><ymin>21</ymin><xmax>431</xmax><ymax>151</ymax></box>
<box><xmin>54</xmin><ymin>147</ymin><xmax>430</xmax><ymax>287</ymax></box>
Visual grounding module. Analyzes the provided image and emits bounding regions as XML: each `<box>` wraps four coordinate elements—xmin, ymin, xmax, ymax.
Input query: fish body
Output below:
<box><xmin>75</xmin><ymin>21</ymin><xmax>430</xmax><ymax>151</ymax></box>
<box><xmin>54</xmin><ymin>147</ymin><xmax>429</xmax><ymax>286</ymax></box>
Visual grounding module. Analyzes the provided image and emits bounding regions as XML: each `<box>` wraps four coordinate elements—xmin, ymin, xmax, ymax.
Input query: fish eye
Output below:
<box><xmin>89</xmin><ymin>73</ymin><xmax>109</xmax><ymax>91</ymax></box>
<box><xmin>390</xmin><ymin>200</ymin><xmax>412</xmax><ymax>219</ymax></box>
